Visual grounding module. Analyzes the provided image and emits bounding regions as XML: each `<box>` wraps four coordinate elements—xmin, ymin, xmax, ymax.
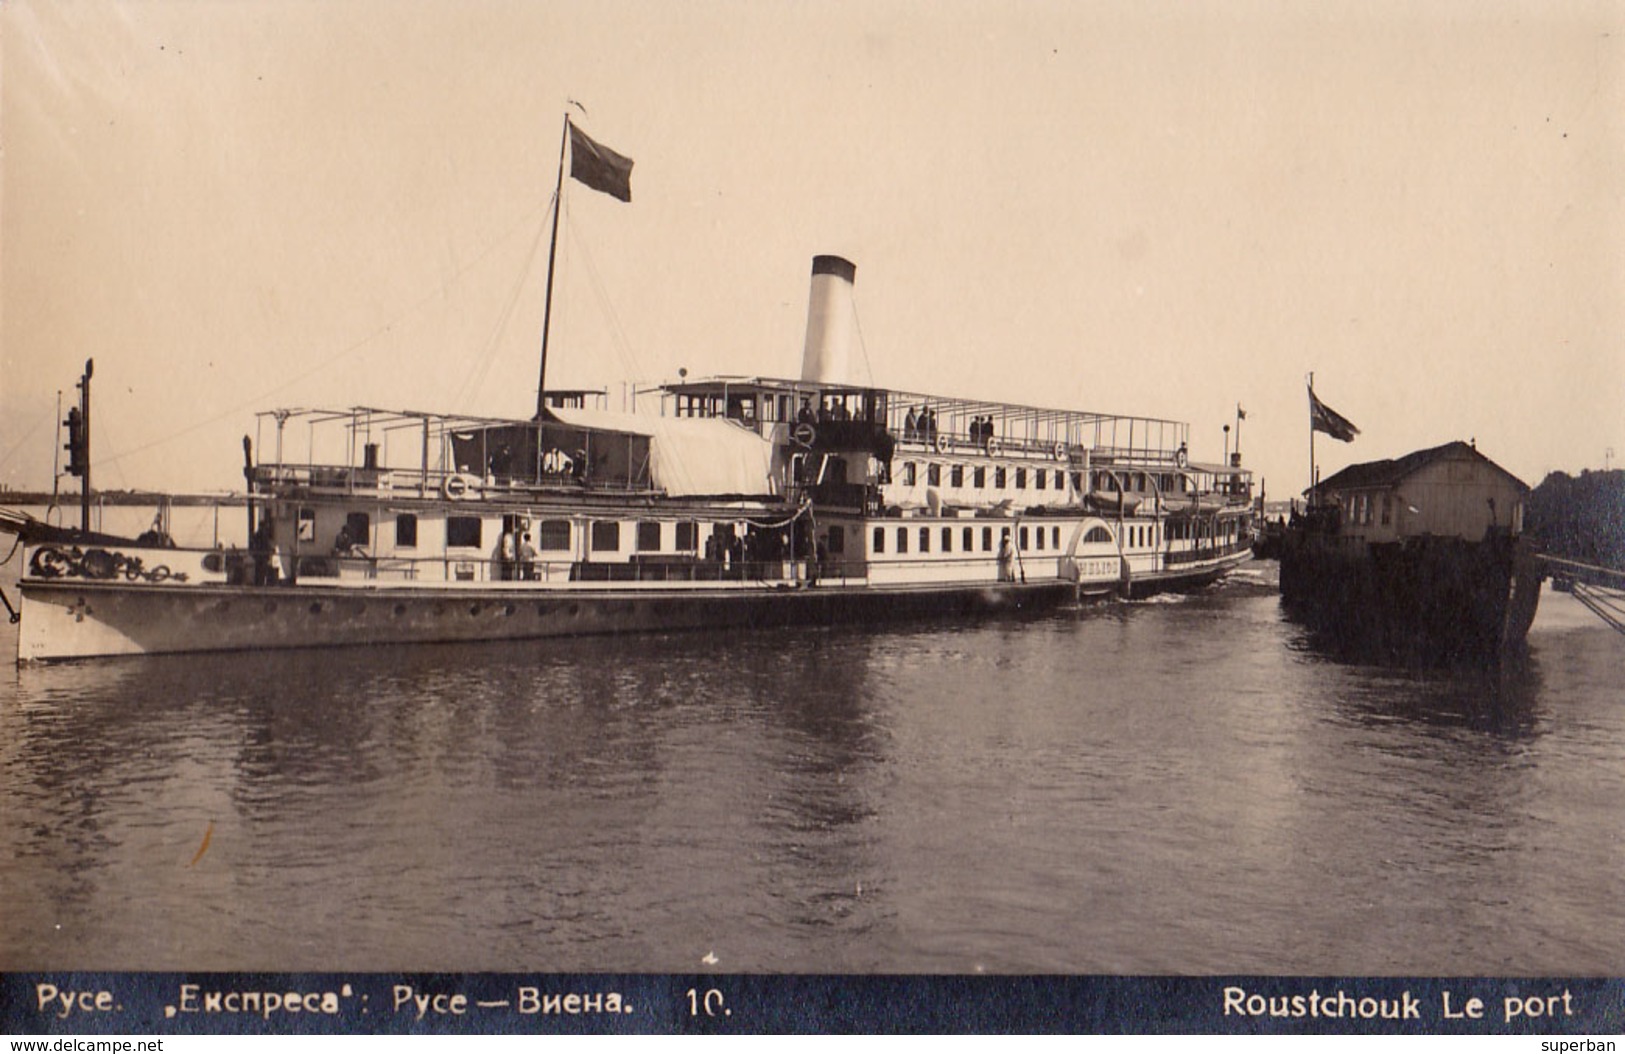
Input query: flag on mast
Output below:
<box><xmin>1308</xmin><ymin>385</ymin><xmax>1359</xmax><ymax>442</ymax></box>
<box><xmin>568</xmin><ymin>123</ymin><xmax>633</xmax><ymax>202</ymax></box>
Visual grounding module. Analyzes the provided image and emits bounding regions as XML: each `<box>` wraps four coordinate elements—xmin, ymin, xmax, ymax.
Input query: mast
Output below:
<box><xmin>536</xmin><ymin>114</ymin><xmax>572</xmax><ymax>418</ymax></box>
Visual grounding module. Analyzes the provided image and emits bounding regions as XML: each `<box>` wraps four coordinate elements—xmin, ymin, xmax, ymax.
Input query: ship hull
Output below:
<box><xmin>18</xmin><ymin>577</ymin><xmax>1072</xmax><ymax>661</ymax></box>
<box><xmin>1278</xmin><ymin>531</ymin><xmax>1540</xmax><ymax>667</ymax></box>
<box><xmin>16</xmin><ymin>550</ymin><xmax>1250</xmax><ymax>662</ymax></box>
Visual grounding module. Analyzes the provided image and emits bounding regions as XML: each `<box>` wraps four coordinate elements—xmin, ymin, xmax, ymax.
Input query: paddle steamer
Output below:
<box><xmin>4</xmin><ymin>251</ymin><xmax>1254</xmax><ymax>662</ymax></box>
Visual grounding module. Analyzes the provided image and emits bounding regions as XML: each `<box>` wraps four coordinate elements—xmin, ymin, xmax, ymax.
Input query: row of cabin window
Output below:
<box><xmin>898</xmin><ymin>463</ymin><xmax>1076</xmax><ymax>491</ymax></box>
<box><xmin>893</xmin><ymin>465</ymin><xmax>1194</xmax><ymax>494</ymax></box>
<box><xmin>872</xmin><ymin>524</ymin><xmax>1071</xmax><ymax>555</ymax></box>
<box><xmin>376</xmin><ymin>513</ymin><xmax>706</xmax><ymax>554</ymax></box>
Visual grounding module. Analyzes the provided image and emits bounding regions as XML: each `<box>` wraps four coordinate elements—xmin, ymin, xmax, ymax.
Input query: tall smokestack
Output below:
<box><xmin>800</xmin><ymin>254</ymin><xmax>857</xmax><ymax>384</ymax></box>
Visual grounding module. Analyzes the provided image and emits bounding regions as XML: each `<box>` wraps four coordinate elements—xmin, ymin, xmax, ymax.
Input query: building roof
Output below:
<box><xmin>1310</xmin><ymin>440</ymin><xmax>1529</xmax><ymax>497</ymax></box>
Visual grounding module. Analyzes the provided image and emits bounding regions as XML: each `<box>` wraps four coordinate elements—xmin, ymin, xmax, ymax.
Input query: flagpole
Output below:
<box><xmin>1307</xmin><ymin>372</ymin><xmax>1316</xmax><ymax>508</ymax></box>
<box><xmin>536</xmin><ymin>114</ymin><xmax>572</xmax><ymax>418</ymax></box>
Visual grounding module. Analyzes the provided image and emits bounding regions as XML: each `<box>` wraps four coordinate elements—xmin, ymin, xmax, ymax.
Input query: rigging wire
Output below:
<box><xmin>451</xmin><ymin>195</ymin><xmax>552</xmax><ymax>411</ymax></box>
<box><xmin>0</xmin><ymin>405</ymin><xmax>54</xmax><ymax>475</ymax></box>
<box><xmin>564</xmin><ymin>209</ymin><xmax>651</xmax><ymax>401</ymax></box>
<box><xmin>90</xmin><ymin>196</ymin><xmax>554</xmax><ymax>473</ymax></box>
<box><xmin>848</xmin><ymin>292</ymin><xmax>877</xmax><ymax>389</ymax></box>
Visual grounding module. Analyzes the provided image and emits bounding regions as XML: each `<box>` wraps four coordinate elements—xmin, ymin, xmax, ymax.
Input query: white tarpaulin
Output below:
<box><xmin>544</xmin><ymin>407</ymin><xmax>780</xmax><ymax>497</ymax></box>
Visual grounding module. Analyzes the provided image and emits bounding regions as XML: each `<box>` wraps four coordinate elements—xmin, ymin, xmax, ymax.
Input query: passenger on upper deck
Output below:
<box><xmin>332</xmin><ymin>525</ymin><xmax>356</xmax><ymax>556</ymax></box>
<box><xmin>797</xmin><ymin>397</ymin><xmax>815</xmax><ymax>425</ymax></box>
<box><xmin>903</xmin><ymin>406</ymin><xmax>919</xmax><ymax>439</ymax></box>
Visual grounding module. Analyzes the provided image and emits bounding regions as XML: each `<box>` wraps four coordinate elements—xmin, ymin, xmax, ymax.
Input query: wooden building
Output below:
<box><xmin>1309</xmin><ymin>440</ymin><xmax>1528</xmax><ymax>545</ymax></box>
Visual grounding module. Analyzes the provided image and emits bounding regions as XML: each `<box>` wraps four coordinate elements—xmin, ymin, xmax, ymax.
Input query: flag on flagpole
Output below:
<box><xmin>568</xmin><ymin>123</ymin><xmax>633</xmax><ymax>202</ymax></box>
<box><xmin>1237</xmin><ymin>405</ymin><xmax>1246</xmax><ymax>421</ymax></box>
<box><xmin>1308</xmin><ymin>386</ymin><xmax>1359</xmax><ymax>442</ymax></box>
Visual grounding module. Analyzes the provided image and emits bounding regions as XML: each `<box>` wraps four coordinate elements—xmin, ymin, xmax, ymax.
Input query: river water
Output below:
<box><xmin>0</xmin><ymin>509</ymin><xmax>1621</xmax><ymax>975</ymax></box>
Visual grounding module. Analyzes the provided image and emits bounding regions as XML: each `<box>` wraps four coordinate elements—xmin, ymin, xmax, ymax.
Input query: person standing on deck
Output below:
<box><xmin>998</xmin><ymin>529</ymin><xmax>1016</xmax><ymax>582</ymax></box>
<box><xmin>494</xmin><ymin>527</ymin><xmax>516</xmax><ymax>581</ymax></box>
<box><xmin>517</xmin><ymin>532</ymin><xmax>538</xmax><ymax>581</ymax></box>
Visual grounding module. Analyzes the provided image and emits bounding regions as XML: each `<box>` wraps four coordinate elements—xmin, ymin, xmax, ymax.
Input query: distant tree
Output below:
<box><xmin>1526</xmin><ymin>469</ymin><xmax>1625</xmax><ymax>569</ymax></box>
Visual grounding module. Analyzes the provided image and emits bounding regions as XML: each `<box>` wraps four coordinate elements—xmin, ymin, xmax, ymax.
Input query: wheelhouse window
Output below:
<box><xmin>446</xmin><ymin>516</ymin><xmax>482</xmax><ymax>548</ymax></box>
<box><xmin>394</xmin><ymin>513</ymin><xmax>418</xmax><ymax>548</ymax></box>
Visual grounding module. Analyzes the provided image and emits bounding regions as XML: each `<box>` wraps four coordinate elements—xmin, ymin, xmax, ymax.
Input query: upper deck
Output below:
<box><xmin>660</xmin><ymin>375</ymin><xmax>1192</xmax><ymax>467</ymax></box>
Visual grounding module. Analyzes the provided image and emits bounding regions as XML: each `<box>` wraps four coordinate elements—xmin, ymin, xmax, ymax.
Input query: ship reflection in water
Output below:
<box><xmin>1</xmin><ymin>575</ymin><xmax>1621</xmax><ymax>976</ymax></box>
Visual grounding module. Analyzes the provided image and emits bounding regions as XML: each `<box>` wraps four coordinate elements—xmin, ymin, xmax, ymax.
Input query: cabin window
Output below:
<box><xmin>1053</xmin><ymin>526</ymin><xmax>1061</xmax><ymax>548</ymax></box>
<box><xmin>1084</xmin><ymin>526</ymin><xmax>1112</xmax><ymax>543</ymax></box>
<box><xmin>950</xmin><ymin>465</ymin><xmax>964</xmax><ymax>488</ymax></box>
<box><xmin>537</xmin><ymin>520</ymin><xmax>571</xmax><ymax>550</ymax></box>
<box><xmin>1019</xmin><ymin>526</ymin><xmax>1029</xmax><ymax>550</ymax></box>
<box><xmin>963</xmin><ymin>526</ymin><xmax>973</xmax><ymax>552</ymax></box>
<box><xmin>1070</xmin><ymin>471</ymin><xmax>1083</xmax><ymax>492</ymax></box>
<box><xmin>1381</xmin><ymin>496</ymin><xmax>1392</xmax><ymax>526</ymax></box>
<box><xmin>973</xmin><ymin>466</ymin><xmax>987</xmax><ymax>489</ymax></box>
<box><xmin>941</xmin><ymin>527</ymin><xmax>953</xmax><ymax>552</ymax></box>
<box><xmin>1015</xmin><ymin>468</ymin><xmax>1027</xmax><ymax>490</ymax></box>
<box><xmin>591</xmin><ymin>521</ymin><xmax>621</xmax><ymax>552</ymax></box>
<box><xmin>927</xmin><ymin>463</ymin><xmax>941</xmax><ymax>487</ymax></box>
<box><xmin>1036</xmin><ymin>528</ymin><xmax>1045</xmax><ymax>550</ymax></box>
<box><xmin>297</xmin><ymin>508</ymin><xmax>316</xmax><ymax>543</ymax></box>
<box><xmin>826</xmin><ymin>526</ymin><xmax>845</xmax><ymax>554</ymax></box>
<box><xmin>1035</xmin><ymin>470</ymin><xmax>1046</xmax><ymax>491</ymax></box>
<box><xmin>982</xmin><ymin>527</ymin><xmax>993</xmax><ymax>551</ymax></box>
<box><xmin>636</xmin><ymin>521</ymin><xmax>662</xmax><ymax>552</ymax></box>
<box><xmin>1056</xmin><ymin>470</ymin><xmax>1066</xmax><ymax>491</ymax></box>
<box><xmin>995</xmin><ymin>467</ymin><xmax>1007</xmax><ymax>489</ymax></box>
<box><xmin>873</xmin><ymin>526</ymin><xmax>886</xmax><ymax>554</ymax></box>
<box><xmin>896</xmin><ymin>527</ymin><xmax>908</xmax><ymax>554</ymax></box>
<box><xmin>446</xmin><ymin>516</ymin><xmax>482</xmax><ymax>548</ymax></box>
<box><xmin>676</xmin><ymin>521</ymin><xmax>698</xmax><ymax>551</ymax></box>
<box><xmin>394</xmin><ymin>513</ymin><xmax>417</xmax><ymax>548</ymax></box>
<box><xmin>919</xmin><ymin>527</ymin><xmax>931</xmax><ymax>553</ymax></box>
<box><xmin>902</xmin><ymin>462</ymin><xmax>917</xmax><ymax>486</ymax></box>
<box><xmin>344</xmin><ymin>512</ymin><xmax>370</xmax><ymax>548</ymax></box>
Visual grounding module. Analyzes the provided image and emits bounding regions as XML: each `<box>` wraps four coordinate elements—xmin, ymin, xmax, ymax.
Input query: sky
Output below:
<box><xmin>2</xmin><ymin>0</ymin><xmax>1621</xmax><ymax>501</ymax></box>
